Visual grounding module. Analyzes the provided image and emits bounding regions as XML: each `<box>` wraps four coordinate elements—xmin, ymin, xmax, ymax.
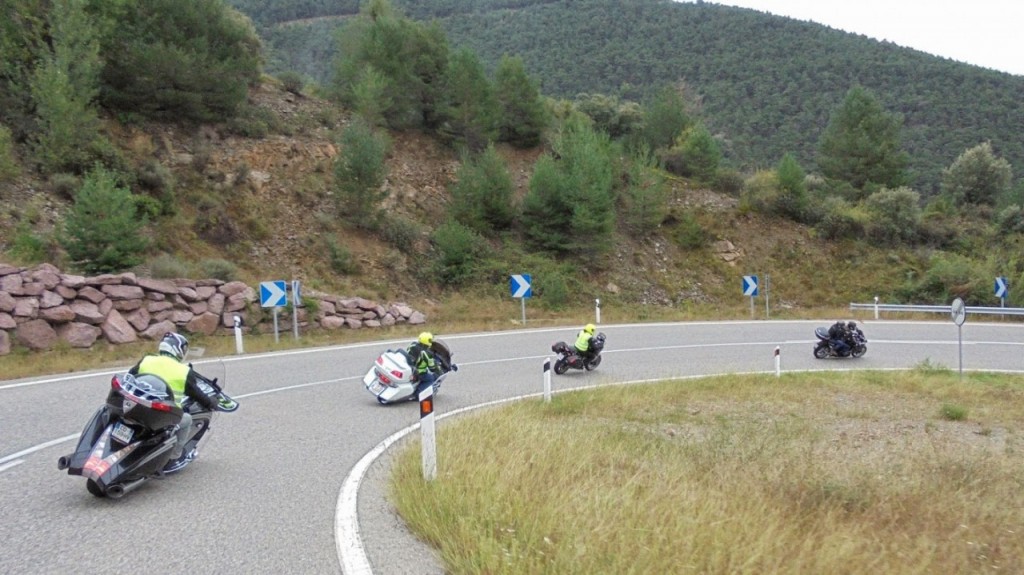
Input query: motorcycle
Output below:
<box><xmin>813</xmin><ymin>326</ymin><xmax>867</xmax><ymax>359</ymax></box>
<box><xmin>363</xmin><ymin>338</ymin><xmax>457</xmax><ymax>404</ymax></box>
<box><xmin>57</xmin><ymin>364</ymin><xmax>238</xmax><ymax>498</ymax></box>
<box><xmin>551</xmin><ymin>332</ymin><xmax>606</xmax><ymax>374</ymax></box>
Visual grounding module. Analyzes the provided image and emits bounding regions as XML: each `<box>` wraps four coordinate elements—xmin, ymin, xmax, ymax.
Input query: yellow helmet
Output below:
<box><xmin>418</xmin><ymin>332</ymin><xmax>433</xmax><ymax>345</ymax></box>
<box><xmin>584</xmin><ymin>323</ymin><xmax>596</xmax><ymax>335</ymax></box>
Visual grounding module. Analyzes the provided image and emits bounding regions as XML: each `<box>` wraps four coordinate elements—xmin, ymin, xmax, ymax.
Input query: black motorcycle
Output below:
<box><xmin>551</xmin><ymin>332</ymin><xmax>606</xmax><ymax>374</ymax></box>
<box><xmin>58</xmin><ymin>368</ymin><xmax>237</xmax><ymax>498</ymax></box>
<box><xmin>813</xmin><ymin>327</ymin><xmax>867</xmax><ymax>359</ymax></box>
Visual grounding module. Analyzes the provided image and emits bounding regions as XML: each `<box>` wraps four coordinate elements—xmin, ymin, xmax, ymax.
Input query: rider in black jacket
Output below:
<box><xmin>827</xmin><ymin>321</ymin><xmax>850</xmax><ymax>356</ymax></box>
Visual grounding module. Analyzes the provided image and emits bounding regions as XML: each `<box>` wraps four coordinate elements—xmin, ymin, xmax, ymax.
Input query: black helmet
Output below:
<box><xmin>158</xmin><ymin>332</ymin><xmax>189</xmax><ymax>362</ymax></box>
<box><xmin>847</xmin><ymin>321</ymin><xmax>857</xmax><ymax>330</ymax></box>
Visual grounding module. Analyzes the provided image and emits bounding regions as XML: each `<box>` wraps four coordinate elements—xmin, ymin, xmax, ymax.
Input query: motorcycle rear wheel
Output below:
<box><xmin>813</xmin><ymin>344</ymin><xmax>830</xmax><ymax>359</ymax></box>
<box><xmin>553</xmin><ymin>360</ymin><xmax>569</xmax><ymax>375</ymax></box>
<box><xmin>86</xmin><ymin>479</ymin><xmax>106</xmax><ymax>498</ymax></box>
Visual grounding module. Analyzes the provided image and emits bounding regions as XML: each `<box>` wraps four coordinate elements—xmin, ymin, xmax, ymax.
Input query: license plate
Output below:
<box><xmin>111</xmin><ymin>422</ymin><xmax>134</xmax><ymax>444</ymax></box>
<box><xmin>369</xmin><ymin>381</ymin><xmax>385</xmax><ymax>394</ymax></box>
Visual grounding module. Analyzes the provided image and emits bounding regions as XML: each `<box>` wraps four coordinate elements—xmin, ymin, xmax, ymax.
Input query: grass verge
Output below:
<box><xmin>390</xmin><ymin>369</ymin><xmax>1024</xmax><ymax>574</ymax></box>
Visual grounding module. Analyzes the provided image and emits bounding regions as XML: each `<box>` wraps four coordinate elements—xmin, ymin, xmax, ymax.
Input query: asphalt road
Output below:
<box><xmin>2</xmin><ymin>320</ymin><xmax>1022</xmax><ymax>574</ymax></box>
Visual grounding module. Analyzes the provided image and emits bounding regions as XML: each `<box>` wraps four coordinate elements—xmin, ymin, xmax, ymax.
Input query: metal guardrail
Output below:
<box><xmin>850</xmin><ymin>302</ymin><xmax>1024</xmax><ymax>318</ymax></box>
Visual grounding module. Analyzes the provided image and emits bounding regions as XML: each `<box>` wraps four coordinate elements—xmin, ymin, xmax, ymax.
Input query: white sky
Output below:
<box><xmin>699</xmin><ymin>1</ymin><xmax>1024</xmax><ymax>76</ymax></box>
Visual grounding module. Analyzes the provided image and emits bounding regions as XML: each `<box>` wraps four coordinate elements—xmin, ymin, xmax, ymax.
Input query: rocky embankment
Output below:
<box><xmin>0</xmin><ymin>263</ymin><xmax>425</xmax><ymax>355</ymax></box>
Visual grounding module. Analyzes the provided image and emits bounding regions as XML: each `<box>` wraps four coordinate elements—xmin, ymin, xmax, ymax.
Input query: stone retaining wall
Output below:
<box><xmin>0</xmin><ymin>263</ymin><xmax>426</xmax><ymax>355</ymax></box>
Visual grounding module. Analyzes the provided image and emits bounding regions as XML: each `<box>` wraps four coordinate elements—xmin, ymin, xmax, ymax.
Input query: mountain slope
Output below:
<box><xmin>240</xmin><ymin>0</ymin><xmax>1024</xmax><ymax>194</ymax></box>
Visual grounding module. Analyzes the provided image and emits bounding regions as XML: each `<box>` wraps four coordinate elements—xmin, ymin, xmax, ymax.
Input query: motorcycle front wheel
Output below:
<box><xmin>851</xmin><ymin>345</ymin><xmax>867</xmax><ymax>358</ymax></box>
<box><xmin>584</xmin><ymin>355</ymin><xmax>602</xmax><ymax>371</ymax></box>
<box><xmin>813</xmin><ymin>344</ymin><xmax>830</xmax><ymax>359</ymax></box>
<box><xmin>553</xmin><ymin>359</ymin><xmax>569</xmax><ymax>375</ymax></box>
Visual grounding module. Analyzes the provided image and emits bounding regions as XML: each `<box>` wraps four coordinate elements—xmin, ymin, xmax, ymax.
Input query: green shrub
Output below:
<box><xmin>49</xmin><ymin>173</ymin><xmax>81</xmax><ymax>201</ymax></box>
<box><xmin>995</xmin><ymin>205</ymin><xmax>1024</xmax><ymax>234</ymax></box>
<box><xmin>9</xmin><ymin>224</ymin><xmax>49</xmax><ymax>264</ymax></box>
<box><xmin>378</xmin><ymin>213</ymin><xmax>424</xmax><ymax>253</ymax></box>
<box><xmin>669</xmin><ymin>211</ymin><xmax>708</xmax><ymax>250</ymax></box>
<box><xmin>136</xmin><ymin>159</ymin><xmax>176</xmax><ymax>216</ymax></box>
<box><xmin>431</xmin><ymin>220</ymin><xmax>484</xmax><ymax>286</ymax></box>
<box><xmin>713</xmin><ymin>167</ymin><xmax>744</xmax><ymax>196</ymax></box>
<box><xmin>814</xmin><ymin>196</ymin><xmax>862</xmax><ymax>240</ymax></box>
<box><xmin>535</xmin><ymin>271</ymin><xmax>570</xmax><ymax>310</ymax></box>
<box><xmin>277</xmin><ymin>71</ymin><xmax>305</xmax><ymax>95</ymax></box>
<box><xmin>334</xmin><ymin>119</ymin><xmax>391</xmax><ymax>226</ymax></box>
<box><xmin>149</xmin><ymin>254</ymin><xmax>190</xmax><ymax>279</ymax></box>
<box><xmin>863</xmin><ymin>186</ymin><xmax>921</xmax><ymax>246</ymax></box>
<box><xmin>939</xmin><ymin>403</ymin><xmax>968</xmax><ymax>421</ymax></box>
<box><xmin>61</xmin><ymin>164</ymin><xmax>150</xmax><ymax>274</ymax></box>
<box><xmin>0</xmin><ymin>124</ymin><xmax>17</xmax><ymax>181</ymax></box>
<box><xmin>198</xmin><ymin>258</ymin><xmax>237</xmax><ymax>281</ymax></box>
<box><xmin>326</xmin><ymin>236</ymin><xmax>360</xmax><ymax>275</ymax></box>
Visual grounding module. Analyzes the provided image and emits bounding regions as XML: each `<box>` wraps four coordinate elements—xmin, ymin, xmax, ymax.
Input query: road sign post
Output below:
<box><xmin>743</xmin><ymin>275</ymin><xmax>759</xmax><ymax>317</ymax></box>
<box><xmin>510</xmin><ymin>274</ymin><xmax>532</xmax><ymax>324</ymax></box>
<box><xmin>291</xmin><ymin>280</ymin><xmax>302</xmax><ymax>341</ymax></box>
<box><xmin>260</xmin><ymin>280</ymin><xmax>287</xmax><ymax>343</ymax></box>
<box><xmin>995</xmin><ymin>276</ymin><xmax>1008</xmax><ymax>309</ymax></box>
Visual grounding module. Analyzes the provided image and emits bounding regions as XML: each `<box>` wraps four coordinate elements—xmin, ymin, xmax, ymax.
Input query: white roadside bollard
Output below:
<box><xmin>774</xmin><ymin>346</ymin><xmax>781</xmax><ymax>377</ymax></box>
<box><xmin>543</xmin><ymin>358</ymin><xmax>552</xmax><ymax>402</ymax></box>
<box><xmin>233</xmin><ymin>315</ymin><xmax>244</xmax><ymax>355</ymax></box>
<box><xmin>419</xmin><ymin>385</ymin><xmax>436</xmax><ymax>481</ymax></box>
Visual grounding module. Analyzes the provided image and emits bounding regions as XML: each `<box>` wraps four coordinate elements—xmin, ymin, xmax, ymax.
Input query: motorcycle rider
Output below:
<box><xmin>128</xmin><ymin>332</ymin><xmax>228</xmax><ymax>470</ymax></box>
<box><xmin>407</xmin><ymin>332</ymin><xmax>442</xmax><ymax>396</ymax></box>
<box><xmin>574</xmin><ymin>323</ymin><xmax>598</xmax><ymax>363</ymax></box>
<box><xmin>827</xmin><ymin>320</ymin><xmax>850</xmax><ymax>356</ymax></box>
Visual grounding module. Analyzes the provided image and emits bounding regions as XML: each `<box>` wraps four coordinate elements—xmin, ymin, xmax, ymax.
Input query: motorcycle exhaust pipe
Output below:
<box><xmin>57</xmin><ymin>456</ymin><xmax>71</xmax><ymax>470</ymax></box>
<box><xmin>106</xmin><ymin>477</ymin><xmax>148</xmax><ymax>499</ymax></box>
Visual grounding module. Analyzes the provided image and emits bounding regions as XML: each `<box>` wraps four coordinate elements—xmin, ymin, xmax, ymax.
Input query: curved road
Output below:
<box><xmin>1</xmin><ymin>320</ymin><xmax>1022</xmax><ymax>574</ymax></box>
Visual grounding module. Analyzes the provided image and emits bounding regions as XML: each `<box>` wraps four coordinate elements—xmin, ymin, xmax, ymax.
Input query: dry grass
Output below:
<box><xmin>390</xmin><ymin>370</ymin><xmax>1024</xmax><ymax>575</ymax></box>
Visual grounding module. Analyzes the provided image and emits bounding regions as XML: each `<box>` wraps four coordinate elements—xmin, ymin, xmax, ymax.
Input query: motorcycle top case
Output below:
<box><xmin>107</xmin><ymin>373</ymin><xmax>184</xmax><ymax>430</ymax></box>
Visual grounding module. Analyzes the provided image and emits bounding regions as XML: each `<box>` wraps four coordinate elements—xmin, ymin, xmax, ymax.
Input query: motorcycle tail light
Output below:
<box><xmin>391</xmin><ymin>370</ymin><xmax>403</xmax><ymax>378</ymax></box>
<box><xmin>111</xmin><ymin>376</ymin><xmax>121</xmax><ymax>390</ymax></box>
<box><xmin>376</xmin><ymin>356</ymin><xmax>383</xmax><ymax>365</ymax></box>
<box><xmin>151</xmin><ymin>401</ymin><xmax>172</xmax><ymax>412</ymax></box>
<box><xmin>379</xmin><ymin>374</ymin><xmax>392</xmax><ymax>384</ymax></box>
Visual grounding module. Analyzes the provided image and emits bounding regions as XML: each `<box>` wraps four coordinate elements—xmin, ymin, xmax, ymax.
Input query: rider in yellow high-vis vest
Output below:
<box><xmin>574</xmin><ymin>323</ymin><xmax>597</xmax><ymax>359</ymax></box>
<box><xmin>129</xmin><ymin>333</ymin><xmax>218</xmax><ymax>465</ymax></box>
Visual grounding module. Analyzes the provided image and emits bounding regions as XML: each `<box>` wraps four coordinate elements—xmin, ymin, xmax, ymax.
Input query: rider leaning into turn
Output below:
<box><xmin>827</xmin><ymin>320</ymin><xmax>851</xmax><ymax>356</ymax></box>
<box><xmin>128</xmin><ymin>333</ymin><xmax>232</xmax><ymax>469</ymax></box>
<box><xmin>407</xmin><ymin>332</ymin><xmax>442</xmax><ymax>396</ymax></box>
<box><xmin>574</xmin><ymin>323</ymin><xmax>598</xmax><ymax>360</ymax></box>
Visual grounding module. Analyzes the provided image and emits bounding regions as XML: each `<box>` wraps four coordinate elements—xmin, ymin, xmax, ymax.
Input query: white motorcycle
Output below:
<box><xmin>363</xmin><ymin>338</ymin><xmax>457</xmax><ymax>404</ymax></box>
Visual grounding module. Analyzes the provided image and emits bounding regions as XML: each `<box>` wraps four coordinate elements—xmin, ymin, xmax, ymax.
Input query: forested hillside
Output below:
<box><xmin>4</xmin><ymin>0</ymin><xmax>1024</xmax><ymax>329</ymax></box>
<box><xmin>234</xmin><ymin>0</ymin><xmax>1024</xmax><ymax>194</ymax></box>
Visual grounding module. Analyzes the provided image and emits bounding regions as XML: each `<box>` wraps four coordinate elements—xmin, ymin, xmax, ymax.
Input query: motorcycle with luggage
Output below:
<box><xmin>551</xmin><ymin>332</ymin><xmax>606</xmax><ymax>374</ymax></box>
<box><xmin>363</xmin><ymin>338</ymin><xmax>458</xmax><ymax>404</ymax></box>
<box><xmin>57</xmin><ymin>363</ymin><xmax>237</xmax><ymax>498</ymax></box>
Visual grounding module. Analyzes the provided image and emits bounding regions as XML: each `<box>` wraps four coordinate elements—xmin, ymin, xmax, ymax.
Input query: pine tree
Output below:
<box><xmin>29</xmin><ymin>0</ymin><xmax>105</xmax><ymax>174</ymax></box>
<box><xmin>439</xmin><ymin>48</ymin><xmax>499</xmax><ymax>151</ymax></box>
<box><xmin>62</xmin><ymin>165</ymin><xmax>150</xmax><ymax>273</ymax></box>
<box><xmin>817</xmin><ymin>86</ymin><xmax>909</xmax><ymax>196</ymax></box>
<box><xmin>494</xmin><ymin>55</ymin><xmax>547</xmax><ymax>148</ymax></box>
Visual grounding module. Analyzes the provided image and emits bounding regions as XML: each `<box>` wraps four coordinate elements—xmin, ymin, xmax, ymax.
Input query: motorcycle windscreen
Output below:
<box><xmin>431</xmin><ymin>339</ymin><xmax>453</xmax><ymax>369</ymax></box>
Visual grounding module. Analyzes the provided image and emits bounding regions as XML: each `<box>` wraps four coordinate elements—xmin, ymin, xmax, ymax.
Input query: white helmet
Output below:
<box><xmin>158</xmin><ymin>332</ymin><xmax>189</xmax><ymax>362</ymax></box>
